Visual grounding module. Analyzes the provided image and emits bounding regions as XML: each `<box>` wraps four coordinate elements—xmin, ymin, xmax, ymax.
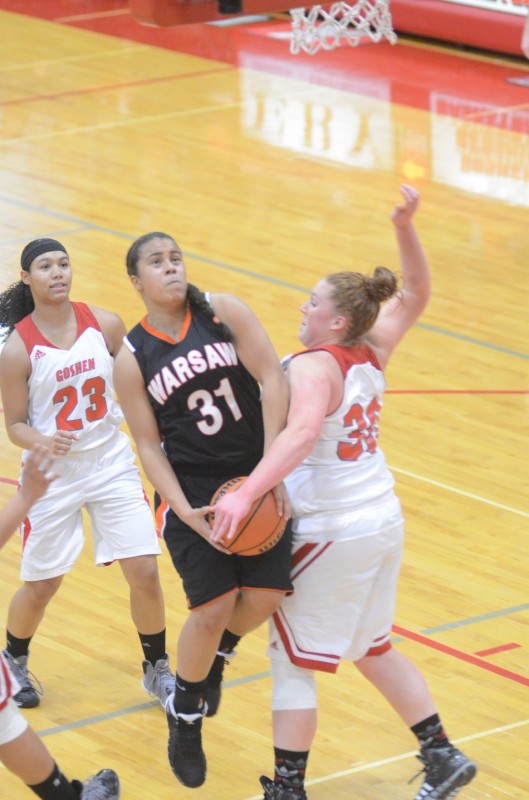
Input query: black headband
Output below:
<box><xmin>21</xmin><ymin>239</ymin><xmax>68</xmax><ymax>271</ymax></box>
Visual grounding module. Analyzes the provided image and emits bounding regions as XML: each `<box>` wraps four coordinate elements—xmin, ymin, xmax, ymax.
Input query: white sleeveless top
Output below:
<box><xmin>284</xmin><ymin>342</ymin><xmax>401</xmax><ymax>539</ymax></box>
<box><xmin>15</xmin><ymin>302</ymin><xmax>124</xmax><ymax>454</ymax></box>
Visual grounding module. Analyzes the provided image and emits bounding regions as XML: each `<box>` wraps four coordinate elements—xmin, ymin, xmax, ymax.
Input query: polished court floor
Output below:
<box><xmin>0</xmin><ymin>2</ymin><xmax>528</xmax><ymax>798</ymax></box>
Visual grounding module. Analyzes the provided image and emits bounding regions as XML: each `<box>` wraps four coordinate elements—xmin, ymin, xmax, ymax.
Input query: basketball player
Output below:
<box><xmin>0</xmin><ymin>239</ymin><xmax>174</xmax><ymax>712</ymax></box>
<box><xmin>113</xmin><ymin>233</ymin><xmax>293</xmax><ymax>788</ymax></box>
<box><xmin>0</xmin><ymin>443</ymin><xmax>120</xmax><ymax>799</ymax></box>
<box><xmin>211</xmin><ymin>185</ymin><xmax>477</xmax><ymax>800</ymax></box>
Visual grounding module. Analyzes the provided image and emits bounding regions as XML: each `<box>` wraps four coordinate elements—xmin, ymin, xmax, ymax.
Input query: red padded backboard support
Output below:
<box><xmin>129</xmin><ymin>0</ymin><xmax>292</xmax><ymax>25</ymax></box>
<box><xmin>129</xmin><ymin>0</ymin><xmax>527</xmax><ymax>57</ymax></box>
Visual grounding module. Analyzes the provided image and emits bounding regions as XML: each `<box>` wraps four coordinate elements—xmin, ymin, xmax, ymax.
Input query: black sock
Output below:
<box><xmin>411</xmin><ymin>714</ymin><xmax>450</xmax><ymax>750</ymax></box>
<box><xmin>28</xmin><ymin>763</ymin><xmax>78</xmax><ymax>799</ymax></box>
<box><xmin>174</xmin><ymin>673</ymin><xmax>206</xmax><ymax>715</ymax></box>
<box><xmin>6</xmin><ymin>631</ymin><xmax>32</xmax><ymax>659</ymax></box>
<box><xmin>138</xmin><ymin>629</ymin><xmax>166</xmax><ymax>666</ymax></box>
<box><xmin>218</xmin><ymin>629</ymin><xmax>240</xmax><ymax>654</ymax></box>
<box><xmin>274</xmin><ymin>747</ymin><xmax>309</xmax><ymax>794</ymax></box>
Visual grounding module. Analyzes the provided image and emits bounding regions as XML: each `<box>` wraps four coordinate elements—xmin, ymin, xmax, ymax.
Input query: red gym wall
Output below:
<box><xmin>391</xmin><ymin>0</ymin><xmax>527</xmax><ymax>56</ymax></box>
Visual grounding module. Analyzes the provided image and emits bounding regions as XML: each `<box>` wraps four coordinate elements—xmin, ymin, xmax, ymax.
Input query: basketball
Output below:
<box><xmin>209</xmin><ymin>476</ymin><xmax>287</xmax><ymax>556</ymax></box>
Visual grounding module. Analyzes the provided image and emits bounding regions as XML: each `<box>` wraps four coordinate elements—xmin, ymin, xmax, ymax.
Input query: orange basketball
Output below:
<box><xmin>209</xmin><ymin>476</ymin><xmax>287</xmax><ymax>556</ymax></box>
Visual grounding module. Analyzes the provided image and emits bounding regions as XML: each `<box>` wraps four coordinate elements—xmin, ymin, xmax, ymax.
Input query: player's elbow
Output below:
<box><xmin>402</xmin><ymin>284</ymin><xmax>431</xmax><ymax>317</ymax></box>
<box><xmin>293</xmin><ymin>423</ymin><xmax>320</xmax><ymax>457</ymax></box>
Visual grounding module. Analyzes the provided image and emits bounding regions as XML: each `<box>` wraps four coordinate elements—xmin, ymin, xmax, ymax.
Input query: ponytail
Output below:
<box><xmin>0</xmin><ymin>281</ymin><xmax>34</xmax><ymax>341</ymax></box>
<box><xmin>187</xmin><ymin>284</ymin><xmax>233</xmax><ymax>342</ymax></box>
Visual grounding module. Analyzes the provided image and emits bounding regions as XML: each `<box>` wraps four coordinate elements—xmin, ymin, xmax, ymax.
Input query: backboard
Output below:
<box><xmin>128</xmin><ymin>0</ymin><xmax>397</xmax><ymax>55</ymax></box>
<box><xmin>128</xmin><ymin>0</ymin><xmax>293</xmax><ymax>25</ymax></box>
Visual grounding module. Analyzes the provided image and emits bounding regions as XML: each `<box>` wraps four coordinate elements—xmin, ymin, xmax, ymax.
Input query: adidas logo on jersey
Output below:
<box><xmin>34</xmin><ymin>349</ymin><xmax>46</xmax><ymax>360</ymax></box>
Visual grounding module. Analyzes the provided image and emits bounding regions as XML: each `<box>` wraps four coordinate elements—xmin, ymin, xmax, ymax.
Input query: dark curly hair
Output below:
<box><xmin>125</xmin><ymin>232</ymin><xmax>233</xmax><ymax>342</ymax></box>
<box><xmin>0</xmin><ymin>280</ymin><xmax>34</xmax><ymax>341</ymax></box>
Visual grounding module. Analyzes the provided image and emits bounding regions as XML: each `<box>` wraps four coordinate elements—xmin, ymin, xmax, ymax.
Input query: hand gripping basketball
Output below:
<box><xmin>209</xmin><ymin>476</ymin><xmax>286</xmax><ymax>556</ymax></box>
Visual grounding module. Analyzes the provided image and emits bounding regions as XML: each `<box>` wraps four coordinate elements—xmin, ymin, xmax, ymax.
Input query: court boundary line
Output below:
<box><xmin>390</xmin><ymin>465</ymin><xmax>529</xmax><ymax>518</ymax></box>
<box><xmin>28</xmin><ymin>588</ymin><xmax>528</xmax><ymax>740</ymax></box>
<box><xmin>242</xmin><ymin>717</ymin><xmax>529</xmax><ymax>798</ymax></box>
<box><xmin>393</xmin><ymin>624</ymin><xmax>529</xmax><ymax>687</ymax></box>
<box><xmin>0</xmin><ymin>64</ymin><xmax>234</xmax><ymax>108</ymax></box>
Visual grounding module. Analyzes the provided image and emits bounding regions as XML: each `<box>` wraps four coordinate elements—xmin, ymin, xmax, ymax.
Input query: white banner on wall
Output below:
<box><xmin>434</xmin><ymin>0</ymin><xmax>528</xmax><ymax>15</ymax></box>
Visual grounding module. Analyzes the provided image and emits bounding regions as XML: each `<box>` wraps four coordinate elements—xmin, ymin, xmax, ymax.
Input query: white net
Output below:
<box><xmin>290</xmin><ymin>0</ymin><xmax>397</xmax><ymax>55</ymax></box>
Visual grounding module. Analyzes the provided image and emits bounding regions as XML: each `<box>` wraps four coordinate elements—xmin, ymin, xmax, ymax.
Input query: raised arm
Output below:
<box><xmin>366</xmin><ymin>184</ymin><xmax>430</xmax><ymax>369</ymax></box>
<box><xmin>113</xmin><ymin>344</ymin><xmax>213</xmax><ymax>540</ymax></box>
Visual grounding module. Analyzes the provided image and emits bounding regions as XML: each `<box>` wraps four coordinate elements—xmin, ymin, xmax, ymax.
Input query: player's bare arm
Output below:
<box><xmin>367</xmin><ymin>184</ymin><xmax>430</xmax><ymax>368</ymax></box>
<box><xmin>211</xmin><ymin>292</ymin><xmax>290</xmax><ymax>515</ymax></box>
<box><xmin>0</xmin><ymin>444</ymin><xmax>57</xmax><ymax>549</ymax></box>
<box><xmin>210</xmin><ymin>292</ymin><xmax>289</xmax><ymax>443</ymax></box>
<box><xmin>0</xmin><ymin>332</ymin><xmax>78</xmax><ymax>456</ymax></box>
<box><xmin>212</xmin><ymin>353</ymin><xmax>330</xmax><ymax>541</ymax></box>
<box><xmin>90</xmin><ymin>306</ymin><xmax>127</xmax><ymax>357</ymax></box>
<box><xmin>113</xmin><ymin>345</ymin><xmax>226</xmax><ymax>546</ymax></box>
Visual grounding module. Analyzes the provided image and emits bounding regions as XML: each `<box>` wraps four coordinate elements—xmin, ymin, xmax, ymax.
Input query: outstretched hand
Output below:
<box><xmin>20</xmin><ymin>444</ymin><xmax>58</xmax><ymax>504</ymax></box>
<box><xmin>391</xmin><ymin>184</ymin><xmax>420</xmax><ymax>227</ymax></box>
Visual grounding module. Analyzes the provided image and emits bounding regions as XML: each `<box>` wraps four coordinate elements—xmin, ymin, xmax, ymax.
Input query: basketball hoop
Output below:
<box><xmin>289</xmin><ymin>0</ymin><xmax>397</xmax><ymax>55</ymax></box>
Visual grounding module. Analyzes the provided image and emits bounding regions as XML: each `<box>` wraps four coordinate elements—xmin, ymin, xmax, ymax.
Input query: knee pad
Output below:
<box><xmin>271</xmin><ymin>659</ymin><xmax>317</xmax><ymax>710</ymax></box>
<box><xmin>0</xmin><ymin>698</ymin><xmax>28</xmax><ymax>745</ymax></box>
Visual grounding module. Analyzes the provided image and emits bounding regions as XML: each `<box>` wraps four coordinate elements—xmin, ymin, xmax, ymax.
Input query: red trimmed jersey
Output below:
<box><xmin>284</xmin><ymin>342</ymin><xmax>396</xmax><ymax>537</ymax></box>
<box><xmin>15</xmin><ymin>302</ymin><xmax>124</xmax><ymax>453</ymax></box>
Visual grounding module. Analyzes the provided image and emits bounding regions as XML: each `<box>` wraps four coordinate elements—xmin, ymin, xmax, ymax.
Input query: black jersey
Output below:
<box><xmin>125</xmin><ymin>304</ymin><xmax>265</xmax><ymax>484</ymax></box>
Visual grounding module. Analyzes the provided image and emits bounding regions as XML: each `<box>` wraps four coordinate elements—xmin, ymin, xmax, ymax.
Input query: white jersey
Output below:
<box><xmin>268</xmin><ymin>343</ymin><xmax>404</xmax><ymax>672</ymax></box>
<box><xmin>284</xmin><ymin>343</ymin><xmax>399</xmax><ymax>539</ymax></box>
<box><xmin>15</xmin><ymin>302</ymin><xmax>124</xmax><ymax>453</ymax></box>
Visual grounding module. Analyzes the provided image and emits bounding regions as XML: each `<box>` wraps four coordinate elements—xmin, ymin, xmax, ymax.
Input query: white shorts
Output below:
<box><xmin>268</xmin><ymin>516</ymin><xmax>404</xmax><ymax>672</ymax></box>
<box><xmin>0</xmin><ymin>654</ymin><xmax>27</xmax><ymax>745</ymax></box>
<box><xmin>19</xmin><ymin>432</ymin><xmax>161</xmax><ymax>581</ymax></box>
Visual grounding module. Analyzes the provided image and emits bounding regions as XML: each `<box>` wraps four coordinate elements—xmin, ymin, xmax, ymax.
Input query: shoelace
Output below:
<box><xmin>408</xmin><ymin>757</ymin><xmax>427</xmax><ymax>786</ymax></box>
<box><xmin>155</xmin><ymin>665</ymin><xmax>175</xmax><ymax>695</ymax></box>
<box><xmin>80</xmin><ymin>774</ymin><xmax>116</xmax><ymax>800</ymax></box>
<box><xmin>176</xmin><ymin>719</ymin><xmax>203</xmax><ymax>757</ymax></box>
<box><xmin>23</xmin><ymin>668</ymin><xmax>44</xmax><ymax>696</ymax></box>
<box><xmin>9</xmin><ymin>658</ymin><xmax>44</xmax><ymax>697</ymax></box>
<box><xmin>408</xmin><ymin>747</ymin><xmax>458</xmax><ymax>788</ymax></box>
<box><xmin>261</xmin><ymin>778</ymin><xmax>307</xmax><ymax>800</ymax></box>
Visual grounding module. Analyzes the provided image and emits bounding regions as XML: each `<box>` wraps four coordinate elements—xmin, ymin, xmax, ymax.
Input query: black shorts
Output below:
<box><xmin>162</xmin><ymin>508</ymin><xmax>294</xmax><ymax>609</ymax></box>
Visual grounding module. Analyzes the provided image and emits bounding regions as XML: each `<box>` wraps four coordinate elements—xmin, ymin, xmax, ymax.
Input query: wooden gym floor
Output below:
<box><xmin>0</xmin><ymin>2</ymin><xmax>528</xmax><ymax>798</ymax></box>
